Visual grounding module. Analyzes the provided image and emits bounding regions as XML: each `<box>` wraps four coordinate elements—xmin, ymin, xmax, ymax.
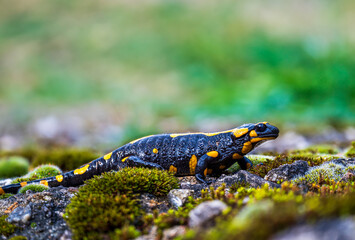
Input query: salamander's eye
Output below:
<box><xmin>256</xmin><ymin>123</ymin><xmax>266</xmax><ymax>132</ymax></box>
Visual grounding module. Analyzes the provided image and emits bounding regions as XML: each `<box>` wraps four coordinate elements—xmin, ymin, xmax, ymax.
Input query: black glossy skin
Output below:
<box><xmin>0</xmin><ymin>122</ymin><xmax>279</xmax><ymax>194</ymax></box>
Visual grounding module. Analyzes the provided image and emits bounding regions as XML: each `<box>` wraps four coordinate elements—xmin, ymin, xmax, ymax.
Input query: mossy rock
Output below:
<box><xmin>0</xmin><ymin>215</ymin><xmax>18</xmax><ymax>237</ymax></box>
<box><xmin>12</xmin><ymin>165</ymin><xmax>62</xmax><ymax>184</ymax></box>
<box><xmin>249</xmin><ymin>153</ymin><xmax>338</xmax><ymax>178</ymax></box>
<box><xmin>31</xmin><ymin>148</ymin><xmax>100</xmax><ymax>171</ymax></box>
<box><xmin>64</xmin><ymin>167</ymin><xmax>179</xmax><ymax>239</ymax></box>
<box><xmin>0</xmin><ymin>156</ymin><xmax>29</xmax><ymax>179</ymax></box>
<box><xmin>18</xmin><ymin>183</ymin><xmax>49</xmax><ymax>194</ymax></box>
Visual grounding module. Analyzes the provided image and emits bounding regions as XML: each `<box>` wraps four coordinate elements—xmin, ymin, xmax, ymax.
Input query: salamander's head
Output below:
<box><xmin>232</xmin><ymin>122</ymin><xmax>279</xmax><ymax>155</ymax></box>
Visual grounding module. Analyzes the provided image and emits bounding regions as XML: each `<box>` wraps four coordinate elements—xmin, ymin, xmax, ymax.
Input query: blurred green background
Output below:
<box><xmin>0</xmin><ymin>0</ymin><xmax>354</xmax><ymax>148</ymax></box>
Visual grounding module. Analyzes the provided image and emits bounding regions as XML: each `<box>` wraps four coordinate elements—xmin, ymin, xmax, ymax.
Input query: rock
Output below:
<box><xmin>168</xmin><ymin>189</ymin><xmax>194</xmax><ymax>209</ymax></box>
<box><xmin>264</xmin><ymin>161</ymin><xmax>309</xmax><ymax>182</ymax></box>
<box><xmin>271</xmin><ymin>218</ymin><xmax>355</xmax><ymax>240</ymax></box>
<box><xmin>135</xmin><ymin>226</ymin><xmax>158</xmax><ymax>240</ymax></box>
<box><xmin>7</xmin><ymin>204</ymin><xmax>32</xmax><ymax>224</ymax></box>
<box><xmin>188</xmin><ymin>200</ymin><xmax>227</xmax><ymax>228</ymax></box>
<box><xmin>0</xmin><ymin>186</ymin><xmax>77</xmax><ymax>240</ymax></box>
<box><xmin>214</xmin><ymin>170</ymin><xmax>280</xmax><ymax>189</ymax></box>
<box><xmin>162</xmin><ymin>226</ymin><xmax>186</xmax><ymax>240</ymax></box>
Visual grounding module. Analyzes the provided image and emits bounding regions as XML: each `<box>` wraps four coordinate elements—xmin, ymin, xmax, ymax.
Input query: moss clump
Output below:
<box><xmin>0</xmin><ymin>156</ymin><xmax>29</xmax><ymax>179</ymax></box>
<box><xmin>0</xmin><ymin>193</ymin><xmax>14</xmax><ymax>199</ymax></box>
<box><xmin>0</xmin><ymin>215</ymin><xmax>18</xmax><ymax>237</ymax></box>
<box><xmin>109</xmin><ymin>224</ymin><xmax>141</xmax><ymax>240</ymax></box>
<box><xmin>78</xmin><ymin>168</ymin><xmax>179</xmax><ymax>197</ymax></box>
<box><xmin>65</xmin><ymin>193</ymin><xmax>143</xmax><ymax>240</ymax></box>
<box><xmin>9</xmin><ymin>236</ymin><xmax>27</xmax><ymax>240</ymax></box>
<box><xmin>12</xmin><ymin>165</ymin><xmax>62</xmax><ymax>184</ymax></box>
<box><xmin>345</xmin><ymin>141</ymin><xmax>355</xmax><ymax>158</ymax></box>
<box><xmin>64</xmin><ymin>167</ymin><xmax>179</xmax><ymax>239</ymax></box>
<box><xmin>18</xmin><ymin>183</ymin><xmax>49</xmax><ymax>194</ymax></box>
<box><xmin>31</xmin><ymin>148</ymin><xmax>100</xmax><ymax>171</ymax></box>
<box><xmin>292</xmin><ymin>162</ymin><xmax>355</xmax><ymax>186</ymax></box>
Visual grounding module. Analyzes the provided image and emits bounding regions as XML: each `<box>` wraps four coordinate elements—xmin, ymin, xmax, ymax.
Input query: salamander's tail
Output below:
<box><xmin>0</xmin><ymin>151</ymin><xmax>122</xmax><ymax>195</ymax></box>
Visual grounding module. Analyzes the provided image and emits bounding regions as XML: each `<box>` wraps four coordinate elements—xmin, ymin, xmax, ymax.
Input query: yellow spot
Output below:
<box><xmin>250</xmin><ymin>130</ymin><xmax>258</xmax><ymax>137</ymax></box>
<box><xmin>233</xmin><ymin>128</ymin><xmax>249</xmax><ymax>138</ymax></box>
<box><xmin>250</xmin><ymin>137</ymin><xmax>276</xmax><ymax>143</ymax></box>
<box><xmin>242</xmin><ymin>141</ymin><xmax>253</xmax><ymax>154</ymax></box>
<box><xmin>20</xmin><ymin>182</ymin><xmax>27</xmax><ymax>187</ymax></box>
<box><xmin>74</xmin><ymin>164</ymin><xmax>90</xmax><ymax>175</ymax></box>
<box><xmin>130</xmin><ymin>135</ymin><xmax>153</xmax><ymax>144</ymax></box>
<box><xmin>104</xmin><ymin>152</ymin><xmax>112</xmax><ymax>160</ymax></box>
<box><xmin>40</xmin><ymin>180</ymin><xmax>48</xmax><ymax>186</ymax></box>
<box><xmin>207</xmin><ymin>151</ymin><xmax>219</xmax><ymax>158</ymax></box>
<box><xmin>122</xmin><ymin>156</ymin><xmax>129</xmax><ymax>162</ymax></box>
<box><xmin>219</xmin><ymin>165</ymin><xmax>226</xmax><ymax>170</ymax></box>
<box><xmin>0</xmin><ymin>188</ymin><xmax>4</xmax><ymax>195</ymax></box>
<box><xmin>204</xmin><ymin>168</ymin><xmax>213</xmax><ymax>176</ymax></box>
<box><xmin>189</xmin><ymin>155</ymin><xmax>197</xmax><ymax>174</ymax></box>
<box><xmin>169</xmin><ymin>165</ymin><xmax>177</xmax><ymax>174</ymax></box>
<box><xmin>56</xmin><ymin>175</ymin><xmax>63</xmax><ymax>182</ymax></box>
<box><xmin>233</xmin><ymin>153</ymin><xmax>243</xmax><ymax>159</ymax></box>
<box><xmin>153</xmin><ymin>148</ymin><xmax>158</xmax><ymax>154</ymax></box>
<box><xmin>246</xmin><ymin>163</ymin><xmax>252</xmax><ymax>169</ymax></box>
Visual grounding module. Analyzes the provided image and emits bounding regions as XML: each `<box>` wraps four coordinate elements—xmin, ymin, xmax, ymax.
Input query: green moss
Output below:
<box><xmin>345</xmin><ymin>141</ymin><xmax>355</xmax><ymax>158</ymax></box>
<box><xmin>0</xmin><ymin>193</ymin><xmax>14</xmax><ymax>199</ymax></box>
<box><xmin>12</xmin><ymin>165</ymin><xmax>62</xmax><ymax>184</ymax></box>
<box><xmin>227</xmin><ymin>155</ymin><xmax>271</xmax><ymax>173</ymax></box>
<box><xmin>0</xmin><ymin>156</ymin><xmax>29</xmax><ymax>179</ymax></box>
<box><xmin>65</xmin><ymin>193</ymin><xmax>143</xmax><ymax>240</ymax></box>
<box><xmin>182</xmin><ymin>183</ymin><xmax>355</xmax><ymax>240</ymax></box>
<box><xmin>292</xmin><ymin>162</ymin><xmax>355</xmax><ymax>189</ymax></box>
<box><xmin>0</xmin><ymin>215</ymin><xmax>18</xmax><ymax>237</ymax></box>
<box><xmin>9</xmin><ymin>236</ymin><xmax>27</xmax><ymax>240</ymax></box>
<box><xmin>78</xmin><ymin>168</ymin><xmax>179</xmax><ymax>197</ymax></box>
<box><xmin>291</xmin><ymin>144</ymin><xmax>339</xmax><ymax>155</ymax></box>
<box><xmin>30</xmin><ymin>222</ymin><xmax>37</xmax><ymax>228</ymax></box>
<box><xmin>64</xmin><ymin>167</ymin><xmax>179</xmax><ymax>239</ymax></box>
<box><xmin>109</xmin><ymin>225</ymin><xmax>141</xmax><ymax>240</ymax></box>
<box><xmin>18</xmin><ymin>183</ymin><xmax>49</xmax><ymax>194</ymax></box>
<box><xmin>249</xmin><ymin>153</ymin><xmax>338</xmax><ymax>178</ymax></box>
<box><xmin>31</xmin><ymin>148</ymin><xmax>100</xmax><ymax>171</ymax></box>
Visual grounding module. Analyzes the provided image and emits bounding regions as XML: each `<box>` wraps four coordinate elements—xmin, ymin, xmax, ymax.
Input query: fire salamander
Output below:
<box><xmin>0</xmin><ymin>122</ymin><xmax>278</xmax><ymax>195</ymax></box>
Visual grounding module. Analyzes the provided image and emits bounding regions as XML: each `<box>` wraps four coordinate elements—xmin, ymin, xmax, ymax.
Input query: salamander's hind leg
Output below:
<box><xmin>237</xmin><ymin>157</ymin><xmax>253</xmax><ymax>170</ymax></box>
<box><xmin>123</xmin><ymin>156</ymin><xmax>164</xmax><ymax>170</ymax></box>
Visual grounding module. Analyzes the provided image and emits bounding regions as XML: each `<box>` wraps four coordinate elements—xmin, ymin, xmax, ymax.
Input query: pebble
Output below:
<box><xmin>168</xmin><ymin>189</ymin><xmax>194</xmax><ymax>209</ymax></box>
<box><xmin>188</xmin><ymin>200</ymin><xmax>227</xmax><ymax>228</ymax></box>
<box><xmin>7</xmin><ymin>204</ymin><xmax>32</xmax><ymax>224</ymax></box>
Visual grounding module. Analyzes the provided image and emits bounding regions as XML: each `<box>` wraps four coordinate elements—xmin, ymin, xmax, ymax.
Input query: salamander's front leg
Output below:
<box><xmin>123</xmin><ymin>156</ymin><xmax>164</xmax><ymax>170</ymax></box>
<box><xmin>237</xmin><ymin>156</ymin><xmax>253</xmax><ymax>170</ymax></box>
<box><xmin>195</xmin><ymin>152</ymin><xmax>219</xmax><ymax>184</ymax></box>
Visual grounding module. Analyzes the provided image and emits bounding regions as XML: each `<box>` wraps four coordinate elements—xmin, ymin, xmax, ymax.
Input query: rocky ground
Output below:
<box><xmin>1</xmin><ymin>141</ymin><xmax>355</xmax><ymax>240</ymax></box>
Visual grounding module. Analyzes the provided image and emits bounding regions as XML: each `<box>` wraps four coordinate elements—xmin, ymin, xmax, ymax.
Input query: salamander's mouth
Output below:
<box><xmin>250</xmin><ymin>133</ymin><xmax>278</xmax><ymax>144</ymax></box>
